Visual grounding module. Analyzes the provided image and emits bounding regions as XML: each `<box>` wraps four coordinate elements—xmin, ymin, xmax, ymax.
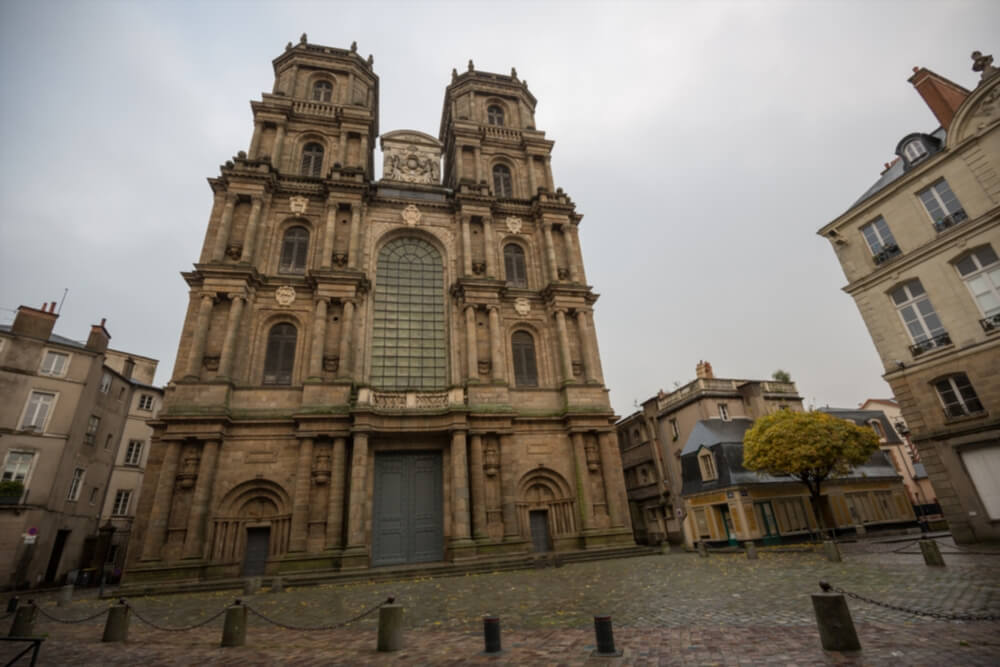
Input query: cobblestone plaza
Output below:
<box><xmin>4</xmin><ymin>537</ymin><xmax>999</xmax><ymax>665</ymax></box>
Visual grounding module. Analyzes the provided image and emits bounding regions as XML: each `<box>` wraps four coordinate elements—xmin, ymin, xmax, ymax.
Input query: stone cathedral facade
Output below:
<box><xmin>127</xmin><ymin>37</ymin><xmax>632</xmax><ymax>582</ymax></box>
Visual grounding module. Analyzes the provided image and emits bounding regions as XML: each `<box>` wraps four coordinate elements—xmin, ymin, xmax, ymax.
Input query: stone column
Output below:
<box><xmin>469</xmin><ymin>434</ymin><xmax>487</xmax><ymax>539</ymax></box>
<box><xmin>586</xmin><ymin>311</ymin><xmax>605</xmax><ymax>383</ymax></box>
<box><xmin>141</xmin><ymin>441</ymin><xmax>181</xmax><ymax>560</ymax></box>
<box><xmin>326</xmin><ymin>437</ymin><xmax>347</xmax><ymax>549</ymax></box>
<box><xmin>554</xmin><ymin>309</ymin><xmax>574</xmax><ymax>383</ymax></box>
<box><xmin>527</xmin><ymin>156</ymin><xmax>537</xmax><ymax>196</ymax></box>
<box><xmin>290</xmin><ymin>437</ymin><xmax>314</xmax><ymax>552</ymax></box>
<box><xmin>359</xmin><ymin>135</ymin><xmax>369</xmax><ymax>171</ymax></box>
<box><xmin>465</xmin><ymin>305</ymin><xmax>478</xmax><ymax>382</ymax></box>
<box><xmin>248</xmin><ymin>120</ymin><xmax>263</xmax><ymax>158</ymax></box>
<box><xmin>575</xmin><ymin>310</ymin><xmax>598</xmax><ymax>384</ymax></box>
<box><xmin>482</xmin><ymin>216</ymin><xmax>496</xmax><ymax>276</ymax></box>
<box><xmin>308</xmin><ymin>298</ymin><xmax>328</xmax><ymax>380</ymax></box>
<box><xmin>544</xmin><ymin>156</ymin><xmax>554</xmax><ymax>191</ymax></box>
<box><xmin>571</xmin><ymin>432</ymin><xmax>595</xmax><ymax>531</ymax></box>
<box><xmin>347</xmin><ymin>206</ymin><xmax>361</xmax><ymax>268</ymax></box>
<box><xmin>239</xmin><ymin>197</ymin><xmax>263</xmax><ymax>263</ymax></box>
<box><xmin>451</xmin><ymin>431</ymin><xmax>472</xmax><ymax>541</ymax></box>
<box><xmin>598</xmin><ymin>431</ymin><xmax>627</xmax><ymax>528</ymax></box>
<box><xmin>499</xmin><ymin>434</ymin><xmax>519</xmax><ymax>538</ymax></box>
<box><xmin>461</xmin><ymin>216</ymin><xmax>473</xmax><ymax>275</ymax></box>
<box><xmin>455</xmin><ymin>146</ymin><xmax>464</xmax><ymax>183</ymax></box>
<box><xmin>217</xmin><ymin>295</ymin><xmax>246</xmax><ymax>379</ymax></box>
<box><xmin>542</xmin><ymin>223</ymin><xmax>558</xmax><ymax>283</ymax></box>
<box><xmin>346</xmin><ymin>433</ymin><xmax>369</xmax><ymax>547</ymax></box>
<box><xmin>182</xmin><ymin>439</ymin><xmax>220</xmax><ymax>559</ymax></box>
<box><xmin>570</xmin><ymin>226</ymin><xmax>587</xmax><ymax>284</ymax></box>
<box><xmin>338</xmin><ymin>132</ymin><xmax>348</xmax><ymax>166</ymax></box>
<box><xmin>211</xmin><ymin>195</ymin><xmax>237</xmax><ymax>262</ymax></box>
<box><xmin>321</xmin><ymin>200</ymin><xmax>337</xmax><ymax>269</ymax></box>
<box><xmin>345</xmin><ymin>73</ymin><xmax>355</xmax><ymax>105</ymax></box>
<box><xmin>337</xmin><ymin>300</ymin><xmax>354</xmax><ymax>380</ymax></box>
<box><xmin>474</xmin><ymin>146</ymin><xmax>483</xmax><ymax>184</ymax></box>
<box><xmin>562</xmin><ymin>227</ymin><xmax>579</xmax><ymax>283</ymax></box>
<box><xmin>488</xmin><ymin>306</ymin><xmax>503</xmax><ymax>383</ymax></box>
<box><xmin>272</xmin><ymin>123</ymin><xmax>286</xmax><ymax>169</ymax></box>
<box><xmin>185</xmin><ymin>294</ymin><xmax>215</xmax><ymax>379</ymax></box>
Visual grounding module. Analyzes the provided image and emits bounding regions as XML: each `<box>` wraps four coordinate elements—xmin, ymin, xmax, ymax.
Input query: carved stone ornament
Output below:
<box><xmin>472</xmin><ymin>261</ymin><xmax>486</xmax><ymax>275</ymax></box>
<box><xmin>323</xmin><ymin>355</ymin><xmax>339</xmax><ymax>372</ymax></box>
<box><xmin>505</xmin><ymin>216</ymin><xmax>523</xmax><ymax>234</ymax></box>
<box><xmin>585</xmin><ymin>440</ymin><xmax>600</xmax><ymax>472</ymax></box>
<box><xmin>557</xmin><ymin>267</ymin><xmax>570</xmax><ymax>280</ymax></box>
<box><xmin>312</xmin><ymin>453</ymin><xmax>331</xmax><ymax>485</ymax></box>
<box><xmin>202</xmin><ymin>356</ymin><xmax>220</xmax><ymax>372</ymax></box>
<box><xmin>514</xmin><ymin>297</ymin><xmax>530</xmax><ymax>315</ymax></box>
<box><xmin>332</xmin><ymin>252</ymin><xmax>349</xmax><ymax>267</ymax></box>
<box><xmin>477</xmin><ymin>360</ymin><xmax>491</xmax><ymax>375</ymax></box>
<box><xmin>225</xmin><ymin>244</ymin><xmax>243</xmax><ymax>260</ymax></box>
<box><xmin>289</xmin><ymin>196</ymin><xmax>309</xmax><ymax>215</ymax></box>
<box><xmin>380</xmin><ymin>130</ymin><xmax>443</xmax><ymax>184</ymax></box>
<box><xmin>275</xmin><ymin>286</ymin><xmax>296</xmax><ymax>306</ymax></box>
<box><xmin>484</xmin><ymin>442</ymin><xmax>499</xmax><ymax>476</ymax></box>
<box><xmin>401</xmin><ymin>204</ymin><xmax>422</xmax><ymax>227</ymax></box>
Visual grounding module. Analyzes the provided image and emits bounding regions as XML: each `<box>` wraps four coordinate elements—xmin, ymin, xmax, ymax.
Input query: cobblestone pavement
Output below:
<box><xmin>3</xmin><ymin>538</ymin><xmax>999</xmax><ymax>665</ymax></box>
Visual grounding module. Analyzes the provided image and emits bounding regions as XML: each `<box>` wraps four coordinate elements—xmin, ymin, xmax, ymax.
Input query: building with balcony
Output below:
<box><xmin>0</xmin><ymin>303</ymin><xmax>158</xmax><ymax>589</ymax></box>
<box><xmin>127</xmin><ymin>37</ymin><xmax>632</xmax><ymax>584</ymax></box>
<box><xmin>818</xmin><ymin>52</ymin><xmax>1000</xmax><ymax>542</ymax></box>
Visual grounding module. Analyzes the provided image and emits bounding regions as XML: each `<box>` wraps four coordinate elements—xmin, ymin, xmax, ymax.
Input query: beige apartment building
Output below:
<box><xmin>127</xmin><ymin>37</ymin><xmax>631</xmax><ymax>584</ymax></box>
<box><xmin>0</xmin><ymin>304</ymin><xmax>157</xmax><ymax>588</ymax></box>
<box><xmin>818</xmin><ymin>52</ymin><xmax>1000</xmax><ymax>543</ymax></box>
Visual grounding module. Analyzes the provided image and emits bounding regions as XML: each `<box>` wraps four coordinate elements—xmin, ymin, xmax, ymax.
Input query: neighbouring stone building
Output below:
<box><xmin>818</xmin><ymin>52</ymin><xmax>1000</xmax><ymax>542</ymax></box>
<box><xmin>0</xmin><ymin>304</ymin><xmax>158</xmax><ymax>589</ymax></box>
<box><xmin>127</xmin><ymin>37</ymin><xmax>632</xmax><ymax>583</ymax></box>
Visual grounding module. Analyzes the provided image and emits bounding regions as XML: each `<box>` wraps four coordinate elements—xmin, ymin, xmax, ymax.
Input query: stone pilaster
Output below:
<box><xmin>217</xmin><ymin>294</ymin><xmax>245</xmax><ymax>379</ymax></box>
<box><xmin>554</xmin><ymin>309</ymin><xmax>574</xmax><ymax>382</ymax></box>
<box><xmin>598</xmin><ymin>431</ymin><xmax>628</xmax><ymax>528</ymax></box>
<box><xmin>308</xmin><ymin>298</ymin><xmax>328</xmax><ymax>379</ymax></box>
<box><xmin>239</xmin><ymin>197</ymin><xmax>263</xmax><ymax>262</ymax></box>
<box><xmin>185</xmin><ymin>294</ymin><xmax>215</xmax><ymax>380</ymax></box>
<box><xmin>248</xmin><ymin>121</ymin><xmax>263</xmax><ymax>158</ymax></box>
<box><xmin>211</xmin><ymin>195</ymin><xmax>237</xmax><ymax>262</ymax></box>
<box><xmin>182</xmin><ymin>439</ymin><xmax>220</xmax><ymax>559</ymax></box>
<box><xmin>499</xmin><ymin>434</ymin><xmax>519</xmax><ymax>539</ymax></box>
<box><xmin>571</xmin><ymin>432</ymin><xmax>595</xmax><ymax>531</ymax></box>
<box><xmin>321</xmin><ymin>199</ymin><xmax>337</xmax><ymax>269</ymax></box>
<box><xmin>465</xmin><ymin>305</ymin><xmax>478</xmax><ymax>382</ymax></box>
<box><xmin>141</xmin><ymin>441</ymin><xmax>181</xmax><ymax>561</ymax></box>
<box><xmin>488</xmin><ymin>306</ymin><xmax>503</xmax><ymax>383</ymax></box>
<box><xmin>461</xmin><ymin>216</ymin><xmax>473</xmax><ymax>275</ymax></box>
<box><xmin>482</xmin><ymin>215</ymin><xmax>496</xmax><ymax>276</ymax></box>
<box><xmin>451</xmin><ymin>430</ymin><xmax>472</xmax><ymax>543</ymax></box>
<box><xmin>347</xmin><ymin>206</ymin><xmax>361</xmax><ymax>269</ymax></box>
<box><xmin>575</xmin><ymin>309</ymin><xmax>599</xmax><ymax>384</ymax></box>
<box><xmin>469</xmin><ymin>434</ymin><xmax>487</xmax><ymax>539</ymax></box>
<box><xmin>326</xmin><ymin>437</ymin><xmax>347</xmax><ymax>549</ymax></box>
<box><xmin>290</xmin><ymin>437</ymin><xmax>314</xmax><ymax>552</ymax></box>
<box><xmin>272</xmin><ymin>123</ymin><xmax>286</xmax><ymax>168</ymax></box>
<box><xmin>337</xmin><ymin>300</ymin><xmax>355</xmax><ymax>380</ymax></box>
<box><xmin>346</xmin><ymin>432</ymin><xmax>369</xmax><ymax>548</ymax></box>
<box><xmin>542</xmin><ymin>223</ymin><xmax>558</xmax><ymax>284</ymax></box>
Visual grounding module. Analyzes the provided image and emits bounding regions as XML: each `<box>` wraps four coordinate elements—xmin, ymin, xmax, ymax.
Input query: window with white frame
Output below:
<box><xmin>112</xmin><ymin>489</ymin><xmax>132</xmax><ymax>516</ymax></box>
<box><xmin>934</xmin><ymin>374</ymin><xmax>984</xmax><ymax>418</ymax></box>
<box><xmin>860</xmin><ymin>217</ymin><xmax>901</xmax><ymax>265</ymax></box>
<box><xmin>100</xmin><ymin>371</ymin><xmax>112</xmax><ymax>394</ymax></box>
<box><xmin>670</xmin><ymin>419</ymin><xmax>679</xmax><ymax>440</ymax></box>
<box><xmin>67</xmin><ymin>468</ymin><xmax>85</xmax><ymax>501</ymax></box>
<box><xmin>138</xmin><ymin>394</ymin><xmax>154</xmax><ymax>411</ymax></box>
<box><xmin>85</xmin><ymin>415</ymin><xmax>100</xmax><ymax>445</ymax></box>
<box><xmin>918</xmin><ymin>179</ymin><xmax>966</xmax><ymax>231</ymax></box>
<box><xmin>890</xmin><ymin>280</ymin><xmax>949</xmax><ymax>355</ymax></box>
<box><xmin>698</xmin><ymin>448</ymin><xmax>718</xmax><ymax>481</ymax></box>
<box><xmin>869</xmin><ymin>420</ymin><xmax>884</xmax><ymax>439</ymax></box>
<box><xmin>21</xmin><ymin>391</ymin><xmax>55</xmax><ymax>431</ymax></box>
<box><xmin>2</xmin><ymin>451</ymin><xmax>34</xmax><ymax>483</ymax></box>
<box><xmin>903</xmin><ymin>139</ymin><xmax>927</xmax><ymax>162</ymax></box>
<box><xmin>39</xmin><ymin>350</ymin><xmax>69</xmax><ymax>377</ymax></box>
<box><xmin>124</xmin><ymin>440</ymin><xmax>143</xmax><ymax>466</ymax></box>
<box><xmin>955</xmin><ymin>246</ymin><xmax>1000</xmax><ymax>329</ymax></box>
<box><xmin>718</xmin><ymin>404</ymin><xmax>730</xmax><ymax>421</ymax></box>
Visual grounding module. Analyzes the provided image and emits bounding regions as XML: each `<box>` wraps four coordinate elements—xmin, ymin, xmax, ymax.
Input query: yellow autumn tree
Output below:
<box><xmin>743</xmin><ymin>410</ymin><xmax>879</xmax><ymax>536</ymax></box>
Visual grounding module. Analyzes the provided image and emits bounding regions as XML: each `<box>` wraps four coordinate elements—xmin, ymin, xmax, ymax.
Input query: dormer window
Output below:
<box><xmin>487</xmin><ymin>105</ymin><xmax>504</xmax><ymax>126</ymax></box>
<box><xmin>903</xmin><ymin>139</ymin><xmax>927</xmax><ymax>163</ymax></box>
<box><xmin>698</xmin><ymin>448</ymin><xmax>718</xmax><ymax>481</ymax></box>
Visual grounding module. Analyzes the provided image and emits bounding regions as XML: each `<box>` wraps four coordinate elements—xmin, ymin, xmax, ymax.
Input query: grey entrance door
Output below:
<box><xmin>243</xmin><ymin>527</ymin><xmax>270</xmax><ymax>576</ymax></box>
<box><xmin>372</xmin><ymin>452</ymin><xmax>443</xmax><ymax>566</ymax></box>
<box><xmin>530</xmin><ymin>510</ymin><xmax>551</xmax><ymax>552</ymax></box>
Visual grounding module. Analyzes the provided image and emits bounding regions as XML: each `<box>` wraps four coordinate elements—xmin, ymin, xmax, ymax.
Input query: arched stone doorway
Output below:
<box><xmin>209</xmin><ymin>479</ymin><xmax>291</xmax><ymax>575</ymax></box>
<box><xmin>516</xmin><ymin>468</ymin><xmax>576</xmax><ymax>552</ymax></box>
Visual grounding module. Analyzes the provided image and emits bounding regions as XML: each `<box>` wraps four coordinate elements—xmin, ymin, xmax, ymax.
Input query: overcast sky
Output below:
<box><xmin>1</xmin><ymin>1</ymin><xmax>997</xmax><ymax>417</ymax></box>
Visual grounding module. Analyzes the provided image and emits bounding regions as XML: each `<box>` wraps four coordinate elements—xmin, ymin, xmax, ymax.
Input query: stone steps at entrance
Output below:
<box><xmin>113</xmin><ymin>544</ymin><xmax>658</xmax><ymax>598</ymax></box>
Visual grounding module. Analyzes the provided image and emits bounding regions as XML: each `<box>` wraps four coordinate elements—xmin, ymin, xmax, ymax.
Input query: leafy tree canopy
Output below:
<box><xmin>771</xmin><ymin>369</ymin><xmax>791</xmax><ymax>382</ymax></box>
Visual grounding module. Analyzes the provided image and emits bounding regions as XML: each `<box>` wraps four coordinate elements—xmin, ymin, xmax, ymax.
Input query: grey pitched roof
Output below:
<box><xmin>817</xmin><ymin>407</ymin><xmax>901</xmax><ymax>444</ymax></box>
<box><xmin>850</xmin><ymin>127</ymin><xmax>947</xmax><ymax>208</ymax></box>
<box><xmin>679</xmin><ymin>418</ymin><xmax>754</xmax><ymax>455</ymax></box>
<box><xmin>0</xmin><ymin>324</ymin><xmax>86</xmax><ymax>349</ymax></box>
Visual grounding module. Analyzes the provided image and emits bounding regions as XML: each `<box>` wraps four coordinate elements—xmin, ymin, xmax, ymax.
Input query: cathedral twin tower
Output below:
<box><xmin>128</xmin><ymin>38</ymin><xmax>632</xmax><ymax>581</ymax></box>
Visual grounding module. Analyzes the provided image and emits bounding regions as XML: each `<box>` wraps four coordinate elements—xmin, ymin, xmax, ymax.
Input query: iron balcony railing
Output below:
<box><xmin>980</xmin><ymin>313</ymin><xmax>1000</xmax><ymax>332</ymax></box>
<box><xmin>932</xmin><ymin>209</ymin><xmax>968</xmax><ymax>233</ymax></box>
<box><xmin>909</xmin><ymin>331</ymin><xmax>952</xmax><ymax>357</ymax></box>
<box><xmin>872</xmin><ymin>243</ymin><xmax>902</xmax><ymax>266</ymax></box>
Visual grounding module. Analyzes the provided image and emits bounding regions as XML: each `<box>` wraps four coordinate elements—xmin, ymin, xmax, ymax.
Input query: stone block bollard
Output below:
<box><xmin>377</xmin><ymin>603</ymin><xmax>404</xmax><ymax>652</ymax></box>
<box><xmin>8</xmin><ymin>602</ymin><xmax>37</xmax><ymax>637</ymax></box>
<box><xmin>592</xmin><ymin>615</ymin><xmax>623</xmax><ymax>657</ymax></box>
<box><xmin>102</xmin><ymin>601</ymin><xmax>130</xmax><ymax>642</ymax></box>
<box><xmin>6</xmin><ymin>597</ymin><xmax>18</xmax><ymax>614</ymax></box>
<box><xmin>919</xmin><ymin>538</ymin><xmax>945</xmax><ymax>567</ymax></box>
<box><xmin>812</xmin><ymin>584</ymin><xmax>861</xmax><ymax>652</ymax></box>
<box><xmin>221</xmin><ymin>600</ymin><xmax>247</xmax><ymax>647</ymax></box>
<box><xmin>823</xmin><ymin>540</ymin><xmax>842</xmax><ymax>563</ymax></box>
<box><xmin>57</xmin><ymin>584</ymin><xmax>74</xmax><ymax>607</ymax></box>
<box><xmin>697</xmin><ymin>541</ymin><xmax>709</xmax><ymax>558</ymax></box>
<box><xmin>744</xmin><ymin>541</ymin><xmax>758</xmax><ymax>560</ymax></box>
<box><xmin>269</xmin><ymin>576</ymin><xmax>284</xmax><ymax>594</ymax></box>
<box><xmin>243</xmin><ymin>577</ymin><xmax>261</xmax><ymax>596</ymax></box>
<box><xmin>483</xmin><ymin>616</ymin><xmax>501</xmax><ymax>654</ymax></box>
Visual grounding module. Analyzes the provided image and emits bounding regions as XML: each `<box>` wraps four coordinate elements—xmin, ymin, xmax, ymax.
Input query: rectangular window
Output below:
<box><xmin>39</xmin><ymin>351</ymin><xmax>69</xmax><ymax>377</ymax></box>
<box><xmin>67</xmin><ymin>468</ymin><xmax>85</xmax><ymax>501</ymax></box>
<box><xmin>85</xmin><ymin>415</ymin><xmax>100</xmax><ymax>445</ymax></box>
<box><xmin>670</xmin><ymin>419</ymin><xmax>679</xmax><ymax>440</ymax></box>
<box><xmin>918</xmin><ymin>179</ymin><xmax>967</xmax><ymax>231</ymax></box>
<box><xmin>21</xmin><ymin>391</ymin><xmax>56</xmax><ymax>431</ymax></box>
<box><xmin>774</xmin><ymin>498</ymin><xmax>810</xmax><ymax>532</ymax></box>
<box><xmin>935</xmin><ymin>374</ymin><xmax>984</xmax><ymax>418</ymax></box>
<box><xmin>138</xmin><ymin>394</ymin><xmax>154</xmax><ymax>411</ymax></box>
<box><xmin>698</xmin><ymin>450</ymin><xmax>718</xmax><ymax>481</ymax></box>
<box><xmin>718</xmin><ymin>403</ymin><xmax>730</xmax><ymax>421</ymax></box>
<box><xmin>860</xmin><ymin>217</ymin><xmax>901</xmax><ymax>265</ymax></box>
<box><xmin>112</xmin><ymin>489</ymin><xmax>132</xmax><ymax>516</ymax></box>
<box><xmin>104</xmin><ymin>433</ymin><xmax>114</xmax><ymax>449</ymax></box>
<box><xmin>955</xmin><ymin>246</ymin><xmax>1000</xmax><ymax>331</ymax></box>
<box><xmin>124</xmin><ymin>440</ymin><xmax>143</xmax><ymax>466</ymax></box>
<box><xmin>890</xmin><ymin>280</ymin><xmax>950</xmax><ymax>355</ymax></box>
<box><xmin>89</xmin><ymin>486</ymin><xmax>99</xmax><ymax>505</ymax></box>
<box><xmin>100</xmin><ymin>371</ymin><xmax>113</xmax><ymax>394</ymax></box>
<box><xmin>2</xmin><ymin>451</ymin><xmax>34</xmax><ymax>483</ymax></box>
<box><xmin>960</xmin><ymin>445</ymin><xmax>1000</xmax><ymax>520</ymax></box>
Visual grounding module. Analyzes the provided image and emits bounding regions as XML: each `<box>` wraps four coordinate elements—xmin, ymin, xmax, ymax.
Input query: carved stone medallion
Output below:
<box><xmin>289</xmin><ymin>196</ymin><xmax>309</xmax><ymax>215</ymax></box>
<box><xmin>505</xmin><ymin>216</ymin><xmax>523</xmax><ymax>234</ymax></box>
<box><xmin>401</xmin><ymin>204</ymin><xmax>422</xmax><ymax>227</ymax></box>
<box><xmin>380</xmin><ymin>130</ymin><xmax>443</xmax><ymax>184</ymax></box>
<box><xmin>514</xmin><ymin>297</ymin><xmax>530</xmax><ymax>315</ymax></box>
<box><xmin>275</xmin><ymin>286</ymin><xmax>296</xmax><ymax>306</ymax></box>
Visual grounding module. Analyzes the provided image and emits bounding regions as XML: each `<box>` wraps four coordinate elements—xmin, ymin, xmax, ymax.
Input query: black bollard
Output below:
<box><xmin>8</xmin><ymin>601</ymin><xmax>37</xmax><ymax>637</ymax></box>
<box><xmin>483</xmin><ymin>616</ymin><xmax>501</xmax><ymax>654</ymax></box>
<box><xmin>6</xmin><ymin>597</ymin><xmax>18</xmax><ymax>614</ymax></box>
<box><xmin>592</xmin><ymin>615</ymin><xmax>622</xmax><ymax>657</ymax></box>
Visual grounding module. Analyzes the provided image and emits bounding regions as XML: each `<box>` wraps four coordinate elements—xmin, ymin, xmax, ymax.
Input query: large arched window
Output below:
<box><xmin>279</xmin><ymin>226</ymin><xmax>309</xmax><ymax>274</ymax></box>
<box><xmin>511</xmin><ymin>331</ymin><xmax>538</xmax><ymax>387</ymax></box>
<box><xmin>372</xmin><ymin>237</ymin><xmax>446</xmax><ymax>389</ymax></box>
<box><xmin>504</xmin><ymin>243</ymin><xmax>527</xmax><ymax>287</ymax></box>
<box><xmin>487</xmin><ymin>105</ymin><xmax>505</xmax><ymax>126</ymax></box>
<box><xmin>312</xmin><ymin>80</ymin><xmax>333</xmax><ymax>103</ymax></box>
<box><xmin>263</xmin><ymin>323</ymin><xmax>297</xmax><ymax>385</ymax></box>
<box><xmin>301</xmin><ymin>142</ymin><xmax>324</xmax><ymax>177</ymax></box>
<box><xmin>492</xmin><ymin>164</ymin><xmax>513</xmax><ymax>198</ymax></box>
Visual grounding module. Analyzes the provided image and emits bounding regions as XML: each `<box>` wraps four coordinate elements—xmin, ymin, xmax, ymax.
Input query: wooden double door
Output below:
<box><xmin>372</xmin><ymin>452</ymin><xmax>443</xmax><ymax>567</ymax></box>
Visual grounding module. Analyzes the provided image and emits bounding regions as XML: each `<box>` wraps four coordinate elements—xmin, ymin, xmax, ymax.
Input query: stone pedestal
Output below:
<box><xmin>811</xmin><ymin>592</ymin><xmax>861</xmax><ymax>652</ymax></box>
<box><xmin>377</xmin><ymin>604</ymin><xmax>404</xmax><ymax>652</ymax></box>
<box><xmin>102</xmin><ymin>604</ymin><xmax>130</xmax><ymax>642</ymax></box>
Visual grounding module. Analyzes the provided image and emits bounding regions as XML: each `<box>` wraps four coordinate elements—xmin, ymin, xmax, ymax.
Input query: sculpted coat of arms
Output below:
<box><xmin>505</xmin><ymin>216</ymin><xmax>523</xmax><ymax>234</ymax></box>
<box><xmin>514</xmin><ymin>297</ymin><xmax>531</xmax><ymax>315</ymax></box>
<box><xmin>289</xmin><ymin>196</ymin><xmax>309</xmax><ymax>215</ymax></box>
<box><xmin>275</xmin><ymin>286</ymin><xmax>296</xmax><ymax>306</ymax></box>
<box><xmin>401</xmin><ymin>204</ymin><xmax>422</xmax><ymax>226</ymax></box>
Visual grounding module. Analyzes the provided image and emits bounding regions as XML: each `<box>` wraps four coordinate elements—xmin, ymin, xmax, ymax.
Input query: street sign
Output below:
<box><xmin>22</xmin><ymin>534</ymin><xmax>37</xmax><ymax>544</ymax></box>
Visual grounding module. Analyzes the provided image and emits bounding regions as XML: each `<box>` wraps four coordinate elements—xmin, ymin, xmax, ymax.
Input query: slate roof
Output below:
<box><xmin>0</xmin><ymin>324</ymin><xmax>86</xmax><ymax>349</ymax></box>
<box><xmin>850</xmin><ymin>127</ymin><xmax>946</xmax><ymax>208</ymax></box>
<box><xmin>817</xmin><ymin>407</ymin><xmax>902</xmax><ymax>444</ymax></box>
<box><xmin>679</xmin><ymin>418</ymin><xmax>755</xmax><ymax>455</ymax></box>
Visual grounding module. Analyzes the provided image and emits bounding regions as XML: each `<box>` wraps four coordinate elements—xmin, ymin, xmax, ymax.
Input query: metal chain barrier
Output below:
<box><xmin>929</xmin><ymin>539</ymin><xmax>1000</xmax><ymax>556</ymax></box>
<box><xmin>821</xmin><ymin>582</ymin><xmax>1000</xmax><ymax>622</ymax></box>
<box><xmin>244</xmin><ymin>596</ymin><xmax>393</xmax><ymax>631</ymax></box>
<box><xmin>126</xmin><ymin>602</ymin><xmax>229</xmax><ymax>632</ymax></box>
<box><xmin>34</xmin><ymin>604</ymin><xmax>110</xmax><ymax>624</ymax></box>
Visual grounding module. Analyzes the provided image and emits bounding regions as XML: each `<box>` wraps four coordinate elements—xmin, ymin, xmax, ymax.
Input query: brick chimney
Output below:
<box><xmin>695</xmin><ymin>360</ymin><xmax>715</xmax><ymax>379</ymax></box>
<box><xmin>86</xmin><ymin>318</ymin><xmax>111</xmax><ymax>354</ymax></box>
<box><xmin>11</xmin><ymin>302</ymin><xmax>59</xmax><ymax>340</ymax></box>
<box><xmin>907</xmin><ymin>66</ymin><xmax>970</xmax><ymax>130</ymax></box>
